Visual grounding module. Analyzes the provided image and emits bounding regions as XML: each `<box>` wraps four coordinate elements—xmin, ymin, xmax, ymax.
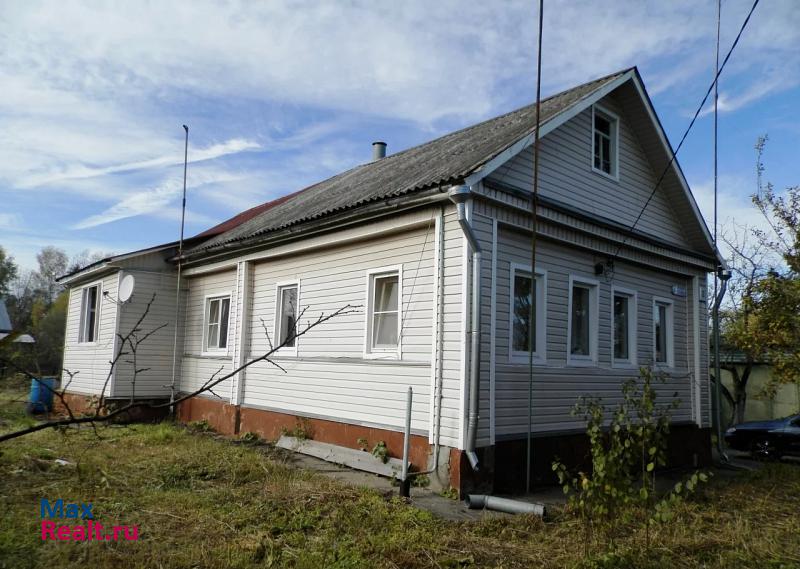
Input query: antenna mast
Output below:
<box><xmin>169</xmin><ymin>125</ymin><xmax>189</xmax><ymax>413</ymax></box>
<box><xmin>527</xmin><ymin>0</ymin><xmax>544</xmax><ymax>494</ymax></box>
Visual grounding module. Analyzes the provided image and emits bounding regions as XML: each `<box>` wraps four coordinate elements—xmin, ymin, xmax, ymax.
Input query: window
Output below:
<box><xmin>509</xmin><ymin>264</ymin><xmax>546</xmax><ymax>362</ymax></box>
<box><xmin>275</xmin><ymin>283</ymin><xmax>299</xmax><ymax>350</ymax></box>
<box><xmin>78</xmin><ymin>284</ymin><xmax>101</xmax><ymax>343</ymax></box>
<box><xmin>653</xmin><ymin>298</ymin><xmax>674</xmax><ymax>367</ymax></box>
<box><xmin>204</xmin><ymin>295</ymin><xmax>231</xmax><ymax>352</ymax></box>
<box><xmin>612</xmin><ymin>288</ymin><xmax>637</xmax><ymax>367</ymax></box>
<box><xmin>592</xmin><ymin>105</ymin><xmax>618</xmax><ymax>178</ymax></box>
<box><xmin>567</xmin><ymin>277</ymin><xmax>598</xmax><ymax>365</ymax></box>
<box><xmin>366</xmin><ymin>267</ymin><xmax>401</xmax><ymax>356</ymax></box>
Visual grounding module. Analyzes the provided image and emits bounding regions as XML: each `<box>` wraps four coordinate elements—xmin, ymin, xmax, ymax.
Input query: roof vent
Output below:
<box><xmin>372</xmin><ymin>141</ymin><xmax>387</xmax><ymax>161</ymax></box>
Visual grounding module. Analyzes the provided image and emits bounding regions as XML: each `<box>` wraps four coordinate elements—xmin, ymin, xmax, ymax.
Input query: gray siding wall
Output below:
<box><xmin>113</xmin><ymin>270</ymin><xmax>179</xmax><ymax>398</ymax></box>
<box><xmin>489</xmin><ymin>93</ymin><xmax>691</xmax><ymax>249</ymax></box>
<box><xmin>61</xmin><ymin>272</ymin><xmax>119</xmax><ymax>395</ymax></box>
<box><xmin>489</xmin><ymin>223</ymin><xmax>696</xmax><ymax>439</ymax></box>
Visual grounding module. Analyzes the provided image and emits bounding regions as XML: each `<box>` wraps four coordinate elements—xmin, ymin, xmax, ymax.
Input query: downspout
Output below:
<box><xmin>449</xmin><ymin>185</ymin><xmax>481</xmax><ymax>471</ymax></box>
<box><xmin>712</xmin><ymin>267</ymin><xmax>731</xmax><ymax>461</ymax></box>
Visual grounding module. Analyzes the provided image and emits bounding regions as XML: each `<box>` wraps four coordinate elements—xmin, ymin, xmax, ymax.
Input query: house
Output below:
<box><xmin>57</xmin><ymin>67</ymin><xmax>721</xmax><ymax>493</ymax></box>
<box><xmin>0</xmin><ymin>298</ymin><xmax>35</xmax><ymax>344</ymax></box>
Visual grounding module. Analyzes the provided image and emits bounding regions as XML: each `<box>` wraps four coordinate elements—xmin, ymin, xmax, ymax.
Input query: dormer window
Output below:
<box><xmin>592</xmin><ymin>106</ymin><xmax>618</xmax><ymax>179</ymax></box>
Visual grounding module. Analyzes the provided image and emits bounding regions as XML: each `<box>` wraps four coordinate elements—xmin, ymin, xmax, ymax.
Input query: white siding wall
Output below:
<box><xmin>489</xmin><ymin>93</ymin><xmax>691</xmax><ymax>248</ymax></box>
<box><xmin>243</xmin><ymin>222</ymin><xmax>437</xmax><ymax>435</ymax></box>
<box><xmin>61</xmin><ymin>272</ymin><xmax>119</xmax><ymax>395</ymax></box>
<box><xmin>179</xmin><ymin>269</ymin><xmax>236</xmax><ymax>397</ymax></box>
<box><xmin>113</xmin><ymin>271</ymin><xmax>179</xmax><ymax>398</ymax></box>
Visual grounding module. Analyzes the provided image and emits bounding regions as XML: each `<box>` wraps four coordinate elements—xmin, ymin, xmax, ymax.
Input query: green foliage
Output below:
<box><xmin>188</xmin><ymin>419</ymin><xmax>214</xmax><ymax>433</ymax></box>
<box><xmin>280</xmin><ymin>418</ymin><xmax>313</xmax><ymax>440</ymax></box>
<box><xmin>371</xmin><ymin>440</ymin><xmax>389</xmax><ymax>463</ymax></box>
<box><xmin>440</xmin><ymin>486</ymin><xmax>459</xmax><ymax>500</ymax></box>
<box><xmin>356</xmin><ymin>437</ymin><xmax>369</xmax><ymax>450</ymax></box>
<box><xmin>553</xmin><ymin>367</ymin><xmax>709</xmax><ymax>555</ymax></box>
<box><xmin>0</xmin><ymin>246</ymin><xmax>17</xmax><ymax>298</ymax></box>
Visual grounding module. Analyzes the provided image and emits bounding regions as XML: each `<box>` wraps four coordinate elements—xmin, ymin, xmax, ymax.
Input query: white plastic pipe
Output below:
<box><xmin>465</xmin><ymin>494</ymin><xmax>546</xmax><ymax>517</ymax></box>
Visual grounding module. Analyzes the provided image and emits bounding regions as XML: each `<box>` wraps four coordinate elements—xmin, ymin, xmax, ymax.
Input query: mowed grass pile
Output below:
<box><xmin>1</xmin><ymin>390</ymin><xmax>799</xmax><ymax>569</ymax></box>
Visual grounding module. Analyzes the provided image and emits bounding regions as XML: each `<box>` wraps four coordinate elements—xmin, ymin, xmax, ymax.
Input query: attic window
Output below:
<box><xmin>592</xmin><ymin>106</ymin><xmax>618</xmax><ymax>178</ymax></box>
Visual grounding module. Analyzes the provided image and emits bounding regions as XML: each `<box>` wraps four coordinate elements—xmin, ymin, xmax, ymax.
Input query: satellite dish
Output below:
<box><xmin>118</xmin><ymin>274</ymin><xmax>136</xmax><ymax>303</ymax></box>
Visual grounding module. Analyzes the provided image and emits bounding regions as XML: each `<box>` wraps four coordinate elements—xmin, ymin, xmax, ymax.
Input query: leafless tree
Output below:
<box><xmin>0</xmin><ymin>294</ymin><xmax>357</xmax><ymax>443</ymax></box>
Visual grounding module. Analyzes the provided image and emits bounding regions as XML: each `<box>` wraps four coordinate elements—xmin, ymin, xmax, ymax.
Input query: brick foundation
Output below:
<box><xmin>176</xmin><ymin>396</ymin><xmax>434</xmax><ymax>472</ymax></box>
<box><xmin>55</xmin><ymin>392</ymin><xmax>169</xmax><ymax>423</ymax></box>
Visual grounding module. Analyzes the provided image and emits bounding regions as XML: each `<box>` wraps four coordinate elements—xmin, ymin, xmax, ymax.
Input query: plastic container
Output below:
<box><xmin>28</xmin><ymin>377</ymin><xmax>57</xmax><ymax>414</ymax></box>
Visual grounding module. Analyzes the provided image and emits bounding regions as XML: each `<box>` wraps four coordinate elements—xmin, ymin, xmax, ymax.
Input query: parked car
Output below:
<box><xmin>724</xmin><ymin>414</ymin><xmax>800</xmax><ymax>460</ymax></box>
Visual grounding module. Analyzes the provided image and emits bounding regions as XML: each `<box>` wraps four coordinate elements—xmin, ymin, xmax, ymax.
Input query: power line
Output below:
<box><xmin>610</xmin><ymin>0</ymin><xmax>760</xmax><ymax>264</ymax></box>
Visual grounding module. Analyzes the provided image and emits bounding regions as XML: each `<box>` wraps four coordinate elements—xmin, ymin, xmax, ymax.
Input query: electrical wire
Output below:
<box><xmin>609</xmin><ymin>0</ymin><xmax>760</xmax><ymax>265</ymax></box>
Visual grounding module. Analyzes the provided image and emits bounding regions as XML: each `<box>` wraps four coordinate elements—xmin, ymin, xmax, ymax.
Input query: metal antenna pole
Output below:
<box><xmin>527</xmin><ymin>0</ymin><xmax>544</xmax><ymax>494</ymax></box>
<box><xmin>169</xmin><ymin>125</ymin><xmax>189</xmax><ymax>414</ymax></box>
<box><xmin>712</xmin><ymin>0</ymin><xmax>726</xmax><ymax>458</ymax></box>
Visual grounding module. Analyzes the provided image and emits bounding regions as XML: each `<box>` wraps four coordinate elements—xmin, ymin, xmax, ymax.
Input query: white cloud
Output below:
<box><xmin>71</xmin><ymin>168</ymin><xmax>246</xmax><ymax>229</ymax></box>
<box><xmin>19</xmin><ymin>138</ymin><xmax>260</xmax><ymax>188</ymax></box>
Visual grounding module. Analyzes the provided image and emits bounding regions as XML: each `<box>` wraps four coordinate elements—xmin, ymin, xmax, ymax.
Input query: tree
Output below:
<box><xmin>0</xmin><ymin>246</ymin><xmax>18</xmax><ymax>297</ymax></box>
<box><xmin>720</xmin><ymin>136</ymin><xmax>800</xmax><ymax>400</ymax></box>
<box><xmin>33</xmin><ymin>246</ymin><xmax>68</xmax><ymax>303</ymax></box>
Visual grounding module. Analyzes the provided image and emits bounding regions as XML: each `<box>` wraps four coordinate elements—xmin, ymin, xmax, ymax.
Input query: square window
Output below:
<box><xmin>204</xmin><ymin>296</ymin><xmax>231</xmax><ymax>352</ymax></box>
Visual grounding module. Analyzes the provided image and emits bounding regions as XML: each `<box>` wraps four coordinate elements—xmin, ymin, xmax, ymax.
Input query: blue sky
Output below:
<box><xmin>1</xmin><ymin>0</ymin><xmax>798</xmax><ymax>270</ymax></box>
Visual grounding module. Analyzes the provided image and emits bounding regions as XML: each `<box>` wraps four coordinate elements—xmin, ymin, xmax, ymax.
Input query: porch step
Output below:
<box><xmin>276</xmin><ymin>435</ymin><xmax>406</xmax><ymax>479</ymax></box>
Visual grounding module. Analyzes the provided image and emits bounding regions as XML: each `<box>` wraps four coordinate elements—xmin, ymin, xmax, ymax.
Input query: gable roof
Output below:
<box><xmin>0</xmin><ymin>299</ymin><xmax>12</xmax><ymax>333</ymax></box>
<box><xmin>186</xmin><ymin>68</ymin><xmax>633</xmax><ymax>258</ymax></box>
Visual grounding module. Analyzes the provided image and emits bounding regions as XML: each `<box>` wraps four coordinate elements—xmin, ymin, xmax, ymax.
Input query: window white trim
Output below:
<box><xmin>591</xmin><ymin>104</ymin><xmax>620</xmax><ymax>181</ymax></box>
<box><xmin>508</xmin><ymin>263</ymin><xmax>547</xmax><ymax>365</ymax></box>
<box><xmin>274</xmin><ymin>280</ymin><xmax>300</xmax><ymax>356</ymax></box>
<box><xmin>201</xmin><ymin>292</ymin><xmax>232</xmax><ymax>356</ymax></box>
<box><xmin>611</xmin><ymin>286</ymin><xmax>637</xmax><ymax>368</ymax></box>
<box><xmin>77</xmin><ymin>280</ymin><xmax>103</xmax><ymax>345</ymax></box>
<box><xmin>567</xmin><ymin>275</ymin><xmax>599</xmax><ymax>366</ymax></box>
<box><xmin>364</xmin><ymin>265</ymin><xmax>403</xmax><ymax>360</ymax></box>
<box><xmin>652</xmin><ymin>296</ymin><xmax>675</xmax><ymax>369</ymax></box>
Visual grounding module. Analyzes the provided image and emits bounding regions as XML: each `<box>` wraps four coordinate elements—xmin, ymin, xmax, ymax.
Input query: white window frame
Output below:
<box><xmin>202</xmin><ymin>293</ymin><xmax>232</xmax><ymax>356</ymax></box>
<box><xmin>364</xmin><ymin>265</ymin><xmax>403</xmax><ymax>359</ymax></box>
<box><xmin>611</xmin><ymin>286</ymin><xmax>637</xmax><ymax>368</ymax></box>
<box><xmin>77</xmin><ymin>280</ymin><xmax>103</xmax><ymax>345</ymax></box>
<box><xmin>508</xmin><ymin>263</ymin><xmax>547</xmax><ymax>365</ymax></box>
<box><xmin>567</xmin><ymin>275</ymin><xmax>599</xmax><ymax>366</ymax></box>
<box><xmin>274</xmin><ymin>280</ymin><xmax>300</xmax><ymax>356</ymax></box>
<box><xmin>591</xmin><ymin>104</ymin><xmax>620</xmax><ymax>181</ymax></box>
<box><xmin>652</xmin><ymin>296</ymin><xmax>675</xmax><ymax>369</ymax></box>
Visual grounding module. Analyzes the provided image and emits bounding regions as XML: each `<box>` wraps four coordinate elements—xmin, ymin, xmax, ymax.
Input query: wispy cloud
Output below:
<box><xmin>71</xmin><ymin>168</ymin><xmax>245</xmax><ymax>229</ymax></box>
<box><xmin>19</xmin><ymin>138</ymin><xmax>260</xmax><ymax>188</ymax></box>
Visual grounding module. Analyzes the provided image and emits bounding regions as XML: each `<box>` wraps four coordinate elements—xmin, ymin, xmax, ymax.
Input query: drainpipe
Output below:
<box><xmin>712</xmin><ymin>267</ymin><xmax>731</xmax><ymax>461</ymax></box>
<box><xmin>449</xmin><ymin>185</ymin><xmax>481</xmax><ymax>471</ymax></box>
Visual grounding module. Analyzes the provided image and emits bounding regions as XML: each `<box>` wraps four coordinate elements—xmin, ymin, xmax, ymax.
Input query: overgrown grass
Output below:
<box><xmin>1</xmin><ymin>388</ymin><xmax>798</xmax><ymax>568</ymax></box>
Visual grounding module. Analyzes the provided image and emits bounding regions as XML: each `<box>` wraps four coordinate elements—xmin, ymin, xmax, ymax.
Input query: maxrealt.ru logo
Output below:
<box><xmin>40</xmin><ymin>499</ymin><xmax>139</xmax><ymax>542</ymax></box>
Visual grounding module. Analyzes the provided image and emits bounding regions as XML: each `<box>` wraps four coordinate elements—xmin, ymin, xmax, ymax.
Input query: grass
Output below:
<box><xmin>1</xmin><ymin>388</ymin><xmax>799</xmax><ymax>569</ymax></box>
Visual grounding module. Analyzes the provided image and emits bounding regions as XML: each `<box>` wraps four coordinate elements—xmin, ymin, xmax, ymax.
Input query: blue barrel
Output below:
<box><xmin>28</xmin><ymin>377</ymin><xmax>57</xmax><ymax>413</ymax></box>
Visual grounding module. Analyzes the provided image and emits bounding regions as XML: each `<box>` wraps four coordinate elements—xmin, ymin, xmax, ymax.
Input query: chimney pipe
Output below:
<box><xmin>372</xmin><ymin>141</ymin><xmax>387</xmax><ymax>161</ymax></box>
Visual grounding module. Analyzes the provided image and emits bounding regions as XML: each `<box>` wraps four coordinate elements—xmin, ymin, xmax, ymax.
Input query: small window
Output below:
<box><xmin>568</xmin><ymin>277</ymin><xmax>598</xmax><ymax>365</ymax></box>
<box><xmin>78</xmin><ymin>284</ymin><xmax>101</xmax><ymax>343</ymax></box>
<box><xmin>276</xmin><ymin>284</ymin><xmax>299</xmax><ymax>349</ymax></box>
<box><xmin>592</xmin><ymin>106</ymin><xmax>618</xmax><ymax>178</ymax></box>
<box><xmin>204</xmin><ymin>296</ymin><xmax>231</xmax><ymax>352</ymax></box>
<box><xmin>653</xmin><ymin>298</ymin><xmax>674</xmax><ymax>367</ymax></box>
<box><xmin>612</xmin><ymin>290</ymin><xmax>637</xmax><ymax>366</ymax></box>
<box><xmin>366</xmin><ymin>269</ymin><xmax>401</xmax><ymax>355</ymax></box>
<box><xmin>509</xmin><ymin>264</ymin><xmax>546</xmax><ymax>362</ymax></box>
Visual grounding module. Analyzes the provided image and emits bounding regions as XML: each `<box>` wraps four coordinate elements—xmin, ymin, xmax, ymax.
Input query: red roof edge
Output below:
<box><xmin>192</xmin><ymin>189</ymin><xmax>305</xmax><ymax>238</ymax></box>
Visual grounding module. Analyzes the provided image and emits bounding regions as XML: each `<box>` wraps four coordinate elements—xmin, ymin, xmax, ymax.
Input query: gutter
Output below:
<box><xmin>712</xmin><ymin>267</ymin><xmax>731</xmax><ymax>461</ymax></box>
<box><xmin>449</xmin><ymin>185</ymin><xmax>481</xmax><ymax>471</ymax></box>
